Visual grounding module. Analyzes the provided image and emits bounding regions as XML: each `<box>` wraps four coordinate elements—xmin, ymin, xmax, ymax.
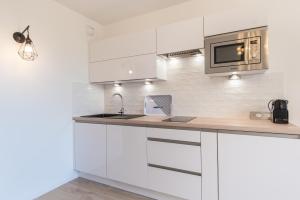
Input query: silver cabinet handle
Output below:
<box><xmin>148</xmin><ymin>164</ymin><xmax>201</xmax><ymax>176</ymax></box>
<box><xmin>148</xmin><ymin>137</ymin><xmax>201</xmax><ymax>146</ymax></box>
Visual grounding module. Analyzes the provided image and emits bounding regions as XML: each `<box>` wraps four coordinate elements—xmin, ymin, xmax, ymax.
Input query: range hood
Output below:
<box><xmin>162</xmin><ymin>49</ymin><xmax>203</xmax><ymax>58</ymax></box>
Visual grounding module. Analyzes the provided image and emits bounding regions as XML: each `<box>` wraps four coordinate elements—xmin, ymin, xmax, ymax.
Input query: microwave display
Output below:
<box><xmin>214</xmin><ymin>43</ymin><xmax>245</xmax><ymax>64</ymax></box>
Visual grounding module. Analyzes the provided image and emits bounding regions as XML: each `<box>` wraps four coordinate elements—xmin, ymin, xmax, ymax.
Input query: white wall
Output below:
<box><xmin>279</xmin><ymin>0</ymin><xmax>300</xmax><ymax>125</ymax></box>
<box><xmin>0</xmin><ymin>0</ymin><xmax>104</xmax><ymax>199</ymax></box>
<box><xmin>103</xmin><ymin>0</ymin><xmax>262</xmax><ymax>37</ymax></box>
<box><xmin>103</xmin><ymin>0</ymin><xmax>300</xmax><ymax>124</ymax></box>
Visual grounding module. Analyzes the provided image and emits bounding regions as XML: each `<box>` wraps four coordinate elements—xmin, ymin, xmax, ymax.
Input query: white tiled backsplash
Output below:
<box><xmin>104</xmin><ymin>56</ymin><xmax>284</xmax><ymax>119</ymax></box>
<box><xmin>73</xmin><ymin>82</ymin><xmax>104</xmax><ymax>116</ymax></box>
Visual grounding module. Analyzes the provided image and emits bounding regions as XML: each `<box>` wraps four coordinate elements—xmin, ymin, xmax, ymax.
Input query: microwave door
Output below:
<box><xmin>211</xmin><ymin>39</ymin><xmax>249</xmax><ymax>68</ymax></box>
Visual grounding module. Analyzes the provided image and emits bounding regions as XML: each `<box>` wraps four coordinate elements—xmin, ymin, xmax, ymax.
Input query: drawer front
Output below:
<box><xmin>147</xmin><ymin>128</ymin><xmax>201</xmax><ymax>143</ymax></box>
<box><xmin>147</xmin><ymin>166</ymin><xmax>202</xmax><ymax>200</ymax></box>
<box><xmin>147</xmin><ymin>139</ymin><xmax>201</xmax><ymax>173</ymax></box>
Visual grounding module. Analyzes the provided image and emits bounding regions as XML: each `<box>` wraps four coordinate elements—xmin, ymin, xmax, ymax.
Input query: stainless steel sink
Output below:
<box><xmin>81</xmin><ymin>114</ymin><xmax>145</xmax><ymax>120</ymax></box>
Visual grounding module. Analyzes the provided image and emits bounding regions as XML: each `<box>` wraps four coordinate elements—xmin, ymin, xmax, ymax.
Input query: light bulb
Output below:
<box><xmin>228</xmin><ymin>74</ymin><xmax>241</xmax><ymax>80</ymax></box>
<box><xmin>145</xmin><ymin>80</ymin><xmax>153</xmax><ymax>85</ymax></box>
<box><xmin>24</xmin><ymin>44</ymin><xmax>33</xmax><ymax>53</ymax></box>
<box><xmin>114</xmin><ymin>82</ymin><xmax>122</xmax><ymax>87</ymax></box>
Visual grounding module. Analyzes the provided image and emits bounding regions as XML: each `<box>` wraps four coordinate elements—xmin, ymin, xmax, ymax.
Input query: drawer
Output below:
<box><xmin>147</xmin><ymin>139</ymin><xmax>201</xmax><ymax>173</ymax></box>
<box><xmin>146</xmin><ymin>128</ymin><xmax>201</xmax><ymax>142</ymax></box>
<box><xmin>147</xmin><ymin>166</ymin><xmax>202</xmax><ymax>200</ymax></box>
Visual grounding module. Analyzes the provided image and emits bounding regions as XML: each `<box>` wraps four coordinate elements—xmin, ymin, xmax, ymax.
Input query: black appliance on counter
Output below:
<box><xmin>268</xmin><ymin>99</ymin><xmax>289</xmax><ymax>124</ymax></box>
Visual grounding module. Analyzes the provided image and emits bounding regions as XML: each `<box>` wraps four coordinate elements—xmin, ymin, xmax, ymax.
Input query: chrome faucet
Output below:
<box><xmin>112</xmin><ymin>93</ymin><xmax>125</xmax><ymax>115</ymax></box>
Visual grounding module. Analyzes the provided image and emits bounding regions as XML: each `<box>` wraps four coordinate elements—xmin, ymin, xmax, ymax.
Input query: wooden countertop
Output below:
<box><xmin>73</xmin><ymin>116</ymin><xmax>300</xmax><ymax>137</ymax></box>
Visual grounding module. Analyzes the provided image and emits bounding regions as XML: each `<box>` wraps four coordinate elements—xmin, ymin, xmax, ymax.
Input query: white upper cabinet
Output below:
<box><xmin>157</xmin><ymin>17</ymin><xmax>204</xmax><ymax>54</ymax></box>
<box><xmin>89</xmin><ymin>29</ymin><xmax>157</xmax><ymax>62</ymax></box>
<box><xmin>204</xmin><ymin>7</ymin><xmax>268</xmax><ymax>36</ymax></box>
<box><xmin>74</xmin><ymin>123</ymin><xmax>107</xmax><ymax>178</ymax></box>
<box><xmin>89</xmin><ymin>54</ymin><xmax>166</xmax><ymax>83</ymax></box>
<box><xmin>218</xmin><ymin>133</ymin><xmax>300</xmax><ymax>200</ymax></box>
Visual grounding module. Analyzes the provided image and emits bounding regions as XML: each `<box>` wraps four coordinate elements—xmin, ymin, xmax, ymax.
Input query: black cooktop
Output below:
<box><xmin>163</xmin><ymin>116</ymin><xmax>196</xmax><ymax>123</ymax></box>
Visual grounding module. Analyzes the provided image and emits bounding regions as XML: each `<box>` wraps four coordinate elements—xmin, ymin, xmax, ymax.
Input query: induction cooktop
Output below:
<box><xmin>163</xmin><ymin>116</ymin><xmax>196</xmax><ymax>123</ymax></box>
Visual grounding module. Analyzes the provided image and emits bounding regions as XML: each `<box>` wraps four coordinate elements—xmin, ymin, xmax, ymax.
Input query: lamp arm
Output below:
<box><xmin>21</xmin><ymin>25</ymin><xmax>30</xmax><ymax>34</ymax></box>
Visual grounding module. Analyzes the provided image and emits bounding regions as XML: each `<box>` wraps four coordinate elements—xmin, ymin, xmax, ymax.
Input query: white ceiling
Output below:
<box><xmin>55</xmin><ymin>0</ymin><xmax>189</xmax><ymax>25</ymax></box>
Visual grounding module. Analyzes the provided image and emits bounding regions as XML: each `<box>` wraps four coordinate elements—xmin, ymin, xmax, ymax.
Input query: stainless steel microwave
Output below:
<box><xmin>205</xmin><ymin>27</ymin><xmax>269</xmax><ymax>75</ymax></box>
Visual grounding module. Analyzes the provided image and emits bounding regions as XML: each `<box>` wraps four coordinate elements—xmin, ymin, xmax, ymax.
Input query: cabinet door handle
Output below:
<box><xmin>148</xmin><ymin>164</ymin><xmax>201</xmax><ymax>176</ymax></box>
<box><xmin>148</xmin><ymin>137</ymin><xmax>201</xmax><ymax>146</ymax></box>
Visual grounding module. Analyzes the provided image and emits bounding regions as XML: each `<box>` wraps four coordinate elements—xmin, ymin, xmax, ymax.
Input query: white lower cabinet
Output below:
<box><xmin>107</xmin><ymin>125</ymin><xmax>148</xmax><ymax>188</ymax></box>
<box><xmin>201</xmin><ymin>132</ymin><xmax>218</xmax><ymax>200</ymax></box>
<box><xmin>146</xmin><ymin>128</ymin><xmax>202</xmax><ymax>200</ymax></box>
<box><xmin>74</xmin><ymin>123</ymin><xmax>300</xmax><ymax>200</ymax></box>
<box><xmin>74</xmin><ymin>123</ymin><xmax>107</xmax><ymax>177</ymax></box>
<box><xmin>218</xmin><ymin>133</ymin><xmax>300</xmax><ymax>200</ymax></box>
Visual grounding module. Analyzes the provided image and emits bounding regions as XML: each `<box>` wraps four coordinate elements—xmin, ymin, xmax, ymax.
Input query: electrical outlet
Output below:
<box><xmin>250</xmin><ymin>112</ymin><xmax>271</xmax><ymax>120</ymax></box>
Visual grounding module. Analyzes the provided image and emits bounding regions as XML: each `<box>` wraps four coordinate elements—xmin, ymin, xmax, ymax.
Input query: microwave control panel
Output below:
<box><xmin>248</xmin><ymin>36</ymin><xmax>261</xmax><ymax>64</ymax></box>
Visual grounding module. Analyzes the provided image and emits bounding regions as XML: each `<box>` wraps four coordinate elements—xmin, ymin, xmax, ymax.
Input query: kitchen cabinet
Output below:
<box><xmin>204</xmin><ymin>7</ymin><xmax>268</xmax><ymax>36</ymax></box>
<box><xmin>74</xmin><ymin>123</ymin><xmax>107</xmax><ymax>177</ymax></box>
<box><xmin>89</xmin><ymin>29</ymin><xmax>157</xmax><ymax>62</ymax></box>
<box><xmin>146</xmin><ymin>128</ymin><xmax>202</xmax><ymax>200</ymax></box>
<box><xmin>107</xmin><ymin>125</ymin><xmax>148</xmax><ymax>188</ymax></box>
<box><xmin>157</xmin><ymin>17</ymin><xmax>204</xmax><ymax>55</ymax></box>
<box><xmin>89</xmin><ymin>53</ymin><xmax>166</xmax><ymax>83</ymax></box>
<box><xmin>201</xmin><ymin>132</ymin><xmax>218</xmax><ymax>200</ymax></box>
<box><xmin>218</xmin><ymin>133</ymin><xmax>300</xmax><ymax>200</ymax></box>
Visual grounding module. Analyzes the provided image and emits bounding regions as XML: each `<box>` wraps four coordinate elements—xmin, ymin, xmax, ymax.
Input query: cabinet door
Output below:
<box><xmin>157</xmin><ymin>17</ymin><xmax>204</xmax><ymax>54</ymax></box>
<box><xmin>89</xmin><ymin>29</ymin><xmax>156</xmax><ymax>62</ymax></box>
<box><xmin>89</xmin><ymin>54</ymin><xmax>166</xmax><ymax>83</ymax></box>
<box><xmin>218</xmin><ymin>133</ymin><xmax>300</xmax><ymax>200</ymax></box>
<box><xmin>107</xmin><ymin>125</ymin><xmax>147</xmax><ymax>188</ymax></box>
<box><xmin>119</xmin><ymin>54</ymin><xmax>160</xmax><ymax>81</ymax></box>
<box><xmin>201</xmin><ymin>132</ymin><xmax>218</xmax><ymax>200</ymax></box>
<box><xmin>89</xmin><ymin>58</ymin><xmax>123</xmax><ymax>83</ymax></box>
<box><xmin>74</xmin><ymin>123</ymin><xmax>107</xmax><ymax>177</ymax></box>
<box><xmin>204</xmin><ymin>7</ymin><xmax>268</xmax><ymax>36</ymax></box>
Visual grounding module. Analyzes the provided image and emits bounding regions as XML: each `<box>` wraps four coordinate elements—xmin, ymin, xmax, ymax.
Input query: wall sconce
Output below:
<box><xmin>13</xmin><ymin>25</ymin><xmax>38</xmax><ymax>61</ymax></box>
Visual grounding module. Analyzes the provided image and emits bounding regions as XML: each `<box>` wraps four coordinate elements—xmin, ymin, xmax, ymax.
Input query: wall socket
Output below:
<box><xmin>250</xmin><ymin>112</ymin><xmax>271</xmax><ymax>120</ymax></box>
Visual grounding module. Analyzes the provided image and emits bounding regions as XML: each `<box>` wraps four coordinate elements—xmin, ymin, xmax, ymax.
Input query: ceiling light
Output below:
<box><xmin>13</xmin><ymin>25</ymin><xmax>38</xmax><ymax>61</ymax></box>
<box><xmin>228</xmin><ymin>74</ymin><xmax>241</xmax><ymax>80</ymax></box>
<box><xmin>145</xmin><ymin>80</ymin><xmax>153</xmax><ymax>85</ymax></box>
<box><xmin>114</xmin><ymin>82</ymin><xmax>122</xmax><ymax>87</ymax></box>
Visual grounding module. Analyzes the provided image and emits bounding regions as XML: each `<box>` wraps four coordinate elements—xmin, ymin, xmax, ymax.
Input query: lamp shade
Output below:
<box><xmin>18</xmin><ymin>35</ymin><xmax>38</xmax><ymax>61</ymax></box>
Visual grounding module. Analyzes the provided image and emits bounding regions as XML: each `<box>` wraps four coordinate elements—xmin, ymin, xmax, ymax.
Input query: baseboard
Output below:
<box><xmin>78</xmin><ymin>172</ymin><xmax>184</xmax><ymax>200</ymax></box>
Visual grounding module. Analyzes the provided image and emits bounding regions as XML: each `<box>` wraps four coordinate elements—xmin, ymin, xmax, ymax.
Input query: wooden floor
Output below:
<box><xmin>37</xmin><ymin>178</ymin><xmax>154</xmax><ymax>200</ymax></box>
